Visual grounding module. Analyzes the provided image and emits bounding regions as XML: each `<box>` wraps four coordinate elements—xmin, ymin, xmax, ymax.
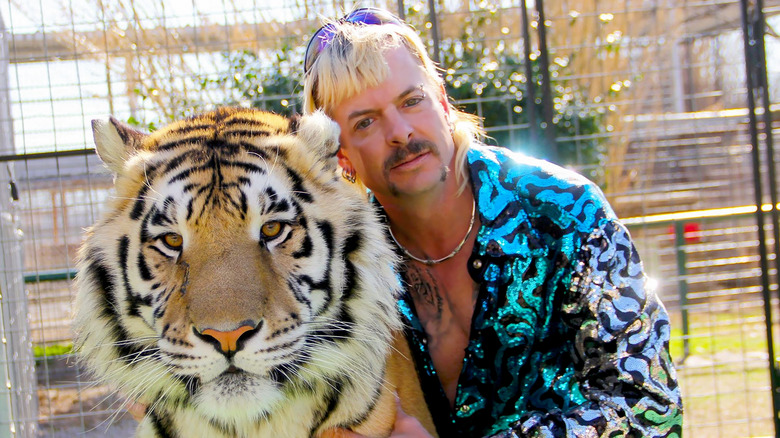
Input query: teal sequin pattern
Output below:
<box><xmin>397</xmin><ymin>145</ymin><xmax>682</xmax><ymax>438</ymax></box>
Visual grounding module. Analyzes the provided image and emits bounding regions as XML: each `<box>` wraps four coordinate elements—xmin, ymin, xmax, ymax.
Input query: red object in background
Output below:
<box><xmin>683</xmin><ymin>222</ymin><xmax>702</xmax><ymax>243</ymax></box>
<box><xmin>668</xmin><ymin>222</ymin><xmax>702</xmax><ymax>244</ymax></box>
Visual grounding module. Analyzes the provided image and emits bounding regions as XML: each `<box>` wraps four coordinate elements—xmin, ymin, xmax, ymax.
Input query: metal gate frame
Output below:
<box><xmin>0</xmin><ymin>7</ymin><xmax>38</xmax><ymax>438</ymax></box>
<box><xmin>739</xmin><ymin>0</ymin><xmax>780</xmax><ymax>433</ymax></box>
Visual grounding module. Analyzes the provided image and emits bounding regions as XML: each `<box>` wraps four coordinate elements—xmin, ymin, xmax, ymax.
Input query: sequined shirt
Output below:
<box><xmin>396</xmin><ymin>144</ymin><xmax>682</xmax><ymax>437</ymax></box>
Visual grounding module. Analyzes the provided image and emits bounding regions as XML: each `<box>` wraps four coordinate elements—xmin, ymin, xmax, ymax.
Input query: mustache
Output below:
<box><xmin>383</xmin><ymin>139</ymin><xmax>439</xmax><ymax>171</ymax></box>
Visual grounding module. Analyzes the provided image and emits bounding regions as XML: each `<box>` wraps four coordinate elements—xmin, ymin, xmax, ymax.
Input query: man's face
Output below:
<box><xmin>330</xmin><ymin>46</ymin><xmax>456</xmax><ymax>200</ymax></box>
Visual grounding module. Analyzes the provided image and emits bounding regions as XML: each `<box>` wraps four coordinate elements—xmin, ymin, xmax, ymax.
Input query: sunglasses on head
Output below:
<box><xmin>303</xmin><ymin>7</ymin><xmax>403</xmax><ymax>74</ymax></box>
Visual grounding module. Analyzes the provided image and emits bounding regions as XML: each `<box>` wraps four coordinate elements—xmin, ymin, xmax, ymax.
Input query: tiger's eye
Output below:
<box><xmin>163</xmin><ymin>233</ymin><xmax>183</xmax><ymax>249</ymax></box>
<box><xmin>261</xmin><ymin>222</ymin><xmax>282</xmax><ymax>238</ymax></box>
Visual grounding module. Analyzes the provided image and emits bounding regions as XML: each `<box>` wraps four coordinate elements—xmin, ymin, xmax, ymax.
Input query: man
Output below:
<box><xmin>303</xmin><ymin>8</ymin><xmax>682</xmax><ymax>438</ymax></box>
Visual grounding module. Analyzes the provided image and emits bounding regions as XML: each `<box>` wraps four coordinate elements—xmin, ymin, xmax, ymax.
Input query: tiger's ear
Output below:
<box><xmin>292</xmin><ymin>110</ymin><xmax>341</xmax><ymax>171</ymax></box>
<box><xmin>91</xmin><ymin>117</ymin><xmax>148</xmax><ymax>175</ymax></box>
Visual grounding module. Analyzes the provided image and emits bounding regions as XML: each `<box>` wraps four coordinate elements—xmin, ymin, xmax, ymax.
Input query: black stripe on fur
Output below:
<box><xmin>340</xmin><ymin>232</ymin><xmax>362</xmax><ymax>302</ymax></box>
<box><xmin>161</xmin><ymin>123</ymin><xmax>213</xmax><ymax>137</ymax></box>
<box><xmin>167</xmin><ymin>166</ymin><xmax>200</xmax><ymax>184</ymax></box>
<box><xmin>238</xmin><ymin>190</ymin><xmax>248</xmax><ymax>217</ymax></box>
<box><xmin>222</xmin><ymin>160</ymin><xmax>268</xmax><ymax>175</ymax></box>
<box><xmin>150</xmin><ymin>410</ymin><xmax>177</xmax><ymax>438</ymax></box>
<box><xmin>185</xmin><ymin>198</ymin><xmax>195</xmax><ymax>221</ymax></box>
<box><xmin>119</xmin><ymin>236</ymin><xmax>152</xmax><ymax>317</ymax></box>
<box><xmin>285</xmin><ymin>166</ymin><xmax>313</xmax><ymax>203</ymax></box>
<box><xmin>130</xmin><ymin>185</ymin><xmax>148</xmax><ymax>220</ymax></box>
<box><xmin>137</xmin><ymin>253</ymin><xmax>153</xmax><ymax>281</ymax></box>
<box><xmin>157</xmin><ymin>136</ymin><xmax>201</xmax><ymax>152</ymax></box>
<box><xmin>327</xmin><ymin>305</ymin><xmax>354</xmax><ymax>343</ymax></box>
<box><xmin>84</xmin><ymin>251</ymin><xmax>150</xmax><ymax>364</ymax></box>
<box><xmin>162</xmin><ymin>151</ymin><xmax>191</xmax><ymax>174</ymax></box>
<box><xmin>309</xmin><ymin>378</ymin><xmax>344</xmax><ymax>434</ymax></box>
<box><xmin>236</xmin><ymin>142</ymin><xmax>271</xmax><ymax>160</ymax></box>
<box><xmin>344</xmin><ymin>365</ymin><xmax>385</xmax><ymax>428</ymax></box>
<box><xmin>269</xmin><ymin>197</ymin><xmax>291</xmax><ymax>215</ymax></box>
<box><xmin>313</xmin><ymin>220</ymin><xmax>334</xmax><ymax>306</ymax></box>
<box><xmin>288</xmin><ymin>276</ymin><xmax>314</xmax><ymax>310</ymax></box>
<box><xmin>292</xmin><ymin>233</ymin><xmax>313</xmax><ymax>259</ymax></box>
<box><xmin>139</xmin><ymin>207</ymin><xmax>158</xmax><ymax>245</ymax></box>
<box><xmin>221</xmin><ymin>129</ymin><xmax>273</xmax><ymax>139</ymax></box>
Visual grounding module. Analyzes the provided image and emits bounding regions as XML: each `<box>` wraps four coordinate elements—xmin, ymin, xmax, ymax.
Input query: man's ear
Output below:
<box><xmin>336</xmin><ymin>148</ymin><xmax>353</xmax><ymax>171</ymax></box>
<box><xmin>438</xmin><ymin>83</ymin><xmax>451</xmax><ymax>119</ymax></box>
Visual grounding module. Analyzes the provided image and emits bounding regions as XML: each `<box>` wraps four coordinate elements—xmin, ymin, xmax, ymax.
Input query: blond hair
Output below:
<box><xmin>302</xmin><ymin>17</ymin><xmax>484</xmax><ymax>194</ymax></box>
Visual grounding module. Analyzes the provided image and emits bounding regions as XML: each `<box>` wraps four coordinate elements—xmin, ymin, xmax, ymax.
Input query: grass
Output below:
<box><xmin>678</xmin><ymin>364</ymin><xmax>773</xmax><ymax>438</ymax></box>
<box><xmin>33</xmin><ymin>343</ymin><xmax>73</xmax><ymax>359</ymax></box>
<box><xmin>670</xmin><ymin>313</ymin><xmax>768</xmax><ymax>360</ymax></box>
<box><xmin>668</xmin><ymin>306</ymin><xmax>777</xmax><ymax>437</ymax></box>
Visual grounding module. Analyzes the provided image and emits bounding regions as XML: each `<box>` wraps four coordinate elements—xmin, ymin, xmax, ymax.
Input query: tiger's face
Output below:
<box><xmin>73</xmin><ymin>108</ymin><xmax>402</xmax><ymax>435</ymax></box>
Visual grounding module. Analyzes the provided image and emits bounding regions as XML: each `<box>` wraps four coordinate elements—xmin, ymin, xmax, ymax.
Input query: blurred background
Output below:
<box><xmin>0</xmin><ymin>0</ymin><xmax>778</xmax><ymax>436</ymax></box>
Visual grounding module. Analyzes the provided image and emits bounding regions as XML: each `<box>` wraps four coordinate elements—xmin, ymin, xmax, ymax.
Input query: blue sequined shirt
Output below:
<box><xmin>396</xmin><ymin>145</ymin><xmax>682</xmax><ymax>438</ymax></box>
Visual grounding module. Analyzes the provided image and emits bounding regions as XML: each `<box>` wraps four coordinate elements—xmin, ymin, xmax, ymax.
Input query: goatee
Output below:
<box><xmin>441</xmin><ymin>165</ymin><xmax>450</xmax><ymax>182</ymax></box>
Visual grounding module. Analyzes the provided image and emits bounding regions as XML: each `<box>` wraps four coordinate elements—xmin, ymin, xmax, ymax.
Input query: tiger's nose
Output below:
<box><xmin>196</xmin><ymin>321</ymin><xmax>261</xmax><ymax>356</ymax></box>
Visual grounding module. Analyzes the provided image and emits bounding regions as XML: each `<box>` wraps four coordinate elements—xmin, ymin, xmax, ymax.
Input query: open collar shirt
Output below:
<box><xmin>395</xmin><ymin>144</ymin><xmax>682</xmax><ymax>438</ymax></box>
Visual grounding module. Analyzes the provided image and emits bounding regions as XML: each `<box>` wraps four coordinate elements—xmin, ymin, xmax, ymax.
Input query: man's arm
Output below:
<box><xmin>496</xmin><ymin>220</ymin><xmax>683</xmax><ymax>438</ymax></box>
<box><xmin>318</xmin><ymin>396</ymin><xmax>434</xmax><ymax>438</ymax></box>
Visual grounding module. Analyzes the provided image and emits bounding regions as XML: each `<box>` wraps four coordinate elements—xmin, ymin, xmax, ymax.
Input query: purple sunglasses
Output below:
<box><xmin>303</xmin><ymin>8</ymin><xmax>403</xmax><ymax>74</ymax></box>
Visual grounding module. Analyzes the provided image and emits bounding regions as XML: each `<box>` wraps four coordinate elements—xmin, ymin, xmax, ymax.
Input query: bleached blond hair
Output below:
<box><xmin>302</xmin><ymin>17</ymin><xmax>484</xmax><ymax>194</ymax></box>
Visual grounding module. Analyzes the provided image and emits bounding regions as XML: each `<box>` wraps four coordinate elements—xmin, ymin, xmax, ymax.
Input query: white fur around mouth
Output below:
<box><xmin>214</xmin><ymin>369</ymin><xmax>249</xmax><ymax>385</ymax></box>
<box><xmin>195</xmin><ymin>373</ymin><xmax>283</xmax><ymax>423</ymax></box>
<box><xmin>212</xmin><ymin>371</ymin><xmax>257</xmax><ymax>391</ymax></box>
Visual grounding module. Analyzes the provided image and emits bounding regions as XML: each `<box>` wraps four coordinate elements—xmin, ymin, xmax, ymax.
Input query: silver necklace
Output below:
<box><xmin>388</xmin><ymin>199</ymin><xmax>476</xmax><ymax>266</ymax></box>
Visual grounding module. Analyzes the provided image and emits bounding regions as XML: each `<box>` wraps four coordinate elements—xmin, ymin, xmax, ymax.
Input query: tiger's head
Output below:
<box><xmin>73</xmin><ymin>108</ymin><xmax>402</xmax><ymax>436</ymax></box>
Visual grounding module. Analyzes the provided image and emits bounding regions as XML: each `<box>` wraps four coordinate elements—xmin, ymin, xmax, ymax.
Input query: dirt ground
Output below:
<box><xmin>37</xmin><ymin>385</ymin><xmax>137</xmax><ymax>437</ymax></box>
<box><xmin>35</xmin><ymin>355</ymin><xmax>138</xmax><ymax>438</ymax></box>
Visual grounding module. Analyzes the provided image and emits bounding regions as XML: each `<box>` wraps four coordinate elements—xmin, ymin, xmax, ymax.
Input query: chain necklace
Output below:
<box><xmin>388</xmin><ymin>199</ymin><xmax>476</xmax><ymax>266</ymax></box>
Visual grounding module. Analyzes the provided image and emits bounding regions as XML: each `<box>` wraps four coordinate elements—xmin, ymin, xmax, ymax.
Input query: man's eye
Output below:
<box><xmin>403</xmin><ymin>96</ymin><xmax>424</xmax><ymax>107</ymax></box>
<box><xmin>354</xmin><ymin>118</ymin><xmax>373</xmax><ymax>131</ymax></box>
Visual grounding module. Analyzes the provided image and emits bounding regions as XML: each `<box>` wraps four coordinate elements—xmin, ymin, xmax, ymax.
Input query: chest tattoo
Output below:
<box><xmin>404</xmin><ymin>264</ymin><xmax>443</xmax><ymax>318</ymax></box>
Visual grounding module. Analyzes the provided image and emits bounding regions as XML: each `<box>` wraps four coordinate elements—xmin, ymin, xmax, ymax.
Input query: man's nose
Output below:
<box><xmin>384</xmin><ymin>108</ymin><xmax>413</xmax><ymax>146</ymax></box>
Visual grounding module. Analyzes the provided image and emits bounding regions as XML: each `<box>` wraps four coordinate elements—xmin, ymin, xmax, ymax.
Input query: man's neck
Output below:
<box><xmin>377</xmin><ymin>183</ymin><xmax>475</xmax><ymax>262</ymax></box>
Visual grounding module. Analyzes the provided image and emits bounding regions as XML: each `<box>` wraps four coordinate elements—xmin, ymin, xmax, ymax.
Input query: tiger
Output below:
<box><xmin>72</xmin><ymin>107</ymin><xmax>436</xmax><ymax>438</ymax></box>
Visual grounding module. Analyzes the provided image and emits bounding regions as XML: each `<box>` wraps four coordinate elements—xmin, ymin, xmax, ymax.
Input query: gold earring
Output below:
<box><xmin>342</xmin><ymin>167</ymin><xmax>357</xmax><ymax>183</ymax></box>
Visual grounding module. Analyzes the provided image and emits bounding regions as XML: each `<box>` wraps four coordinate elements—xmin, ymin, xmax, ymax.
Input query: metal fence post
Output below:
<box><xmin>534</xmin><ymin>0</ymin><xmax>557</xmax><ymax>162</ymax></box>
<box><xmin>519</xmin><ymin>0</ymin><xmax>539</xmax><ymax>150</ymax></box>
<box><xmin>519</xmin><ymin>0</ymin><xmax>557</xmax><ymax>162</ymax></box>
<box><xmin>739</xmin><ymin>0</ymin><xmax>780</xmax><ymax>435</ymax></box>
<box><xmin>0</xmin><ymin>9</ymin><xmax>38</xmax><ymax>438</ymax></box>
<box><xmin>673</xmin><ymin>221</ymin><xmax>690</xmax><ymax>362</ymax></box>
<box><xmin>426</xmin><ymin>0</ymin><xmax>440</xmax><ymax>65</ymax></box>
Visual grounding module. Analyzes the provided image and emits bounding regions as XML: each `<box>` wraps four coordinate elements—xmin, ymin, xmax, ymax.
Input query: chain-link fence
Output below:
<box><xmin>0</xmin><ymin>0</ymin><xmax>778</xmax><ymax>436</ymax></box>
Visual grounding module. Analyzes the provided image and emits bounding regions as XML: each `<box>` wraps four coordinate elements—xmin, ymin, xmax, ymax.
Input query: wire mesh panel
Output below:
<box><xmin>0</xmin><ymin>7</ymin><xmax>38</xmax><ymax>438</ymax></box>
<box><xmin>529</xmin><ymin>1</ymin><xmax>779</xmax><ymax>436</ymax></box>
<box><xmin>0</xmin><ymin>0</ymin><xmax>778</xmax><ymax>436</ymax></box>
<box><xmin>626</xmin><ymin>212</ymin><xmax>777</xmax><ymax>437</ymax></box>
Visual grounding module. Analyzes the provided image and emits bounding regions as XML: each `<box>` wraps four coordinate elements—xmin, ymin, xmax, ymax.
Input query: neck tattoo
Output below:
<box><xmin>388</xmin><ymin>198</ymin><xmax>477</xmax><ymax>266</ymax></box>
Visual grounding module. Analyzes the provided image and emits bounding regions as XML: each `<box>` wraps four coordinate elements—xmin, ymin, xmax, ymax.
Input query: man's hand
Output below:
<box><xmin>124</xmin><ymin>399</ymin><xmax>147</xmax><ymax>422</ymax></box>
<box><xmin>317</xmin><ymin>396</ymin><xmax>434</xmax><ymax>438</ymax></box>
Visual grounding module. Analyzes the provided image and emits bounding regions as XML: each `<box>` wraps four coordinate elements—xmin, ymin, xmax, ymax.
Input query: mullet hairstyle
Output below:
<box><xmin>302</xmin><ymin>19</ymin><xmax>485</xmax><ymax>195</ymax></box>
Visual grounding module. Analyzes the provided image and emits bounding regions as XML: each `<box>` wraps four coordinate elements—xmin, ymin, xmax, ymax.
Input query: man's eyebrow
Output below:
<box><xmin>398</xmin><ymin>84</ymin><xmax>424</xmax><ymax>99</ymax></box>
<box><xmin>347</xmin><ymin>108</ymin><xmax>375</xmax><ymax>121</ymax></box>
<box><xmin>346</xmin><ymin>84</ymin><xmax>424</xmax><ymax>121</ymax></box>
